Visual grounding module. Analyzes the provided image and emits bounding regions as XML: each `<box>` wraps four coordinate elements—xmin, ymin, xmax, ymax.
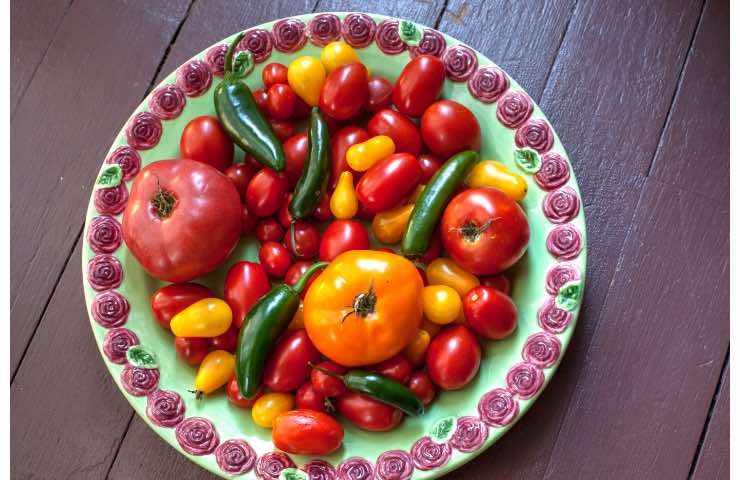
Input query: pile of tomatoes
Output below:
<box><xmin>124</xmin><ymin>38</ymin><xmax>530</xmax><ymax>456</ymax></box>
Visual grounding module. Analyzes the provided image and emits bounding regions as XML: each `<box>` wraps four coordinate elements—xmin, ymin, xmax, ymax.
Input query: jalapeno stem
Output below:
<box><xmin>289</xmin><ymin>221</ymin><xmax>300</xmax><ymax>258</ymax></box>
<box><xmin>310</xmin><ymin>364</ymin><xmax>346</xmax><ymax>383</ymax></box>
<box><xmin>291</xmin><ymin>261</ymin><xmax>328</xmax><ymax>293</ymax></box>
<box><xmin>223</xmin><ymin>32</ymin><xmax>245</xmax><ymax>77</ymax></box>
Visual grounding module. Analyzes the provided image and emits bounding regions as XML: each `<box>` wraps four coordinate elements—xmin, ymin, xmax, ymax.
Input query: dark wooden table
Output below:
<box><xmin>10</xmin><ymin>1</ymin><xmax>729</xmax><ymax>478</ymax></box>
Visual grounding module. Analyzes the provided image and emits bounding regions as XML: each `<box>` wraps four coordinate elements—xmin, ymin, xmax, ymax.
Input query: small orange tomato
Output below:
<box><xmin>404</xmin><ymin>329</ymin><xmax>431</xmax><ymax>366</ymax></box>
<box><xmin>371</xmin><ymin>204</ymin><xmax>414</xmax><ymax>244</ymax></box>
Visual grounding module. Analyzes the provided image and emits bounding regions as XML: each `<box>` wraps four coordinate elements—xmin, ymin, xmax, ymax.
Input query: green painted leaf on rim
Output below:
<box><xmin>430</xmin><ymin>416</ymin><xmax>456</xmax><ymax>442</ymax></box>
<box><xmin>556</xmin><ymin>280</ymin><xmax>582</xmax><ymax>311</ymax></box>
<box><xmin>399</xmin><ymin>20</ymin><xmax>422</xmax><ymax>46</ymax></box>
<box><xmin>96</xmin><ymin>164</ymin><xmax>123</xmax><ymax>189</ymax></box>
<box><xmin>280</xmin><ymin>468</ymin><xmax>308</xmax><ymax>480</ymax></box>
<box><xmin>126</xmin><ymin>345</ymin><xmax>159</xmax><ymax>369</ymax></box>
<box><xmin>514</xmin><ymin>148</ymin><xmax>541</xmax><ymax>174</ymax></box>
<box><xmin>233</xmin><ymin>50</ymin><xmax>255</xmax><ymax>78</ymax></box>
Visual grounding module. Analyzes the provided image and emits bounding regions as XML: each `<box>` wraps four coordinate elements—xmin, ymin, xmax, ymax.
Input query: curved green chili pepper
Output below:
<box><xmin>401</xmin><ymin>150</ymin><xmax>479</xmax><ymax>257</ymax></box>
<box><xmin>214</xmin><ymin>32</ymin><xmax>285</xmax><ymax>171</ymax></box>
<box><xmin>236</xmin><ymin>261</ymin><xmax>328</xmax><ymax>399</ymax></box>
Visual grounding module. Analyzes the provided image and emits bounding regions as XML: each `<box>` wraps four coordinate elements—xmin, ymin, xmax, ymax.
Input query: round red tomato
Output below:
<box><xmin>259</xmin><ymin>241</ymin><xmax>293</xmax><ymax>278</ymax></box>
<box><xmin>418</xmin><ymin>154</ymin><xmax>443</xmax><ymax>183</ymax></box>
<box><xmin>426</xmin><ymin>325</ymin><xmax>481</xmax><ymax>390</ymax></box>
<box><xmin>246</xmin><ymin>168</ymin><xmax>288</xmax><ymax>217</ymax></box>
<box><xmin>313</xmin><ymin>193</ymin><xmax>333</xmax><ymax>222</ymax></box>
<box><xmin>174</xmin><ymin>336</ymin><xmax>209</xmax><ymax>365</ymax></box>
<box><xmin>441</xmin><ymin>188</ymin><xmax>530</xmax><ymax>275</ymax></box>
<box><xmin>319</xmin><ymin>63</ymin><xmax>369</xmax><ymax>120</ymax></box>
<box><xmin>393</xmin><ymin>55</ymin><xmax>445</xmax><ymax>117</ymax></box>
<box><xmin>210</xmin><ymin>325</ymin><xmax>239</xmax><ymax>352</ymax></box>
<box><xmin>267</xmin><ymin>83</ymin><xmax>296</xmax><ymax>120</ymax></box>
<box><xmin>253</xmin><ymin>88</ymin><xmax>269</xmax><ymax>113</ymax></box>
<box><xmin>268</xmin><ymin>117</ymin><xmax>294</xmax><ymax>142</ymax></box>
<box><xmin>284</xmin><ymin>261</ymin><xmax>321</xmax><ymax>299</ymax></box>
<box><xmin>256</xmin><ymin>217</ymin><xmax>284</xmax><ymax>243</ymax></box>
<box><xmin>241</xmin><ymin>204</ymin><xmax>257</xmax><ymax>235</ymax></box>
<box><xmin>480</xmin><ymin>274</ymin><xmax>511</xmax><ymax>295</ymax></box>
<box><xmin>336</xmin><ymin>391</ymin><xmax>403</xmax><ymax>432</ymax></box>
<box><xmin>283</xmin><ymin>221</ymin><xmax>320</xmax><ymax>259</ymax></box>
<box><xmin>421</xmin><ymin>100</ymin><xmax>481</xmax><ymax>158</ymax></box>
<box><xmin>408</xmin><ymin>371</ymin><xmax>436</xmax><ymax>406</ymax></box>
<box><xmin>283</xmin><ymin>133</ymin><xmax>309</xmax><ymax>186</ymax></box>
<box><xmin>330</xmin><ymin>126</ymin><xmax>367</xmax><ymax>188</ymax></box>
<box><xmin>123</xmin><ymin>159</ymin><xmax>241</xmax><ymax>282</ymax></box>
<box><xmin>150</xmin><ymin>282</ymin><xmax>213</xmax><ymax>329</ymax></box>
<box><xmin>368</xmin><ymin>109</ymin><xmax>422</xmax><ymax>156</ymax></box>
<box><xmin>225</xmin><ymin>163</ymin><xmax>254</xmax><ymax>201</ymax></box>
<box><xmin>227</xmin><ymin>377</ymin><xmax>262</xmax><ymax>408</ymax></box>
<box><xmin>318</xmin><ymin>220</ymin><xmax>370</xmax><ymax>262</ymax></box>
<box><xmin>371</xmin><ymin>353</ymin><xmax>412</xmax><ymax>384</ymax></box>
<box><xmin>463</xmin><ymin>286</ymin><xmax>518</xmax><ymax>340</ymax></box>
<box><xmin>273</xmin><ymin>410</ymin><xmax>344</xmax><ymax>455</ymax></box>
<box><xmin>180</xmin><ymin>116</ymin><xmax>234</xmax><ymax>171</ymax></box>
<box><xmin>224</xmin><ymin>261</ymin><xmax>270</xmax><ymax>328</ymax></box>
<box><xmin>366</xmin><ymin>76</ymin><xmax>393</xmax><ymax>112</ymax></box>
<box><xmin>296</xmin><ymin>382</ymin><xmax>328</xmax><ymax>412</ymax></box>
<box><xmin>311</xmin><ymin>361</ymin><xmax>347</xmax><ymax>397</ymax></box>
<box><xmin>356</xmin><ymin>153</ymin><xmax>422</xmax><ymax>213</ymax></box>
<box><xmin>264</xmin><ymin>329</ymin><xmax>321</xmax><ymax>392</ymax></box>
<box><xmin>262</xmin><ymin>63</ymin><xmax>288</xmax><ymax>87</ymax></box>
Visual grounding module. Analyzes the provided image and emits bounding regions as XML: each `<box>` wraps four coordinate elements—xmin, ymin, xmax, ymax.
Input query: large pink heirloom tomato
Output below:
<box><xmin>122</xmin><ymin>159</ymin><xmax>241</xmax><ymax>282</ymax></box>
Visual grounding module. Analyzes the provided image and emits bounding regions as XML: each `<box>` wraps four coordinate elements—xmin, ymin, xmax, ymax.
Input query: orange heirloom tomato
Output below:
<box><xmin>303</xmin><ymin>250</ymin><xmax>424</xmax><ymax>366</ymax></box>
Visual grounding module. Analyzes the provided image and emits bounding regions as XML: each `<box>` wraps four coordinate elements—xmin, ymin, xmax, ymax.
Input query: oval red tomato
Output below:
<box><xmin>246</xmin><ymin>168</ymin><xmax>288</xmax><ymax>217</ymax></box>
<box><xmin>319</xmin><ymin>63</ymin><xmax>369</xmax><ymax>120</ymax></box>
<box><xmin>253</xmin><ymin>88</ymin><xmax>269</xmax><ymax>113</ymax></box>
<box><xmin>123</xmin><ymin>159</ymin><xmax>241</xmax><ymax>282</ymax></box>
<box><xmin>336</xmin><ymin>391</ymin><xmax>403</xmax><ymax>432</ymax></box>
<box><xmin>296</xmin><ymin>382</ymin><xmax>328</xmax><ymax>412</ymax></box>
<box><xmin>313</xmin><ymin>193</ymin><xmax>333</xmax><ymax>222</ymax></box>
<box><xmin>225</xmin><ymin>163</ymin><xmax>254</xmax><ymax>201</ymax></box>
<box><xmin>293</xmin><ymin>97</ymin><xmax>312</xmax><ymax>119</ymax></box>
<box><xmin>268</xmin><ymin>117</ymin><xmax>295</xmax><ymax>142</ymax></box>
<box><xmin>278</xmin><ymin>194</ymin><xmax>294</xmax><ymax>228</ymax></box>
<box><xmin>418</xmin><ymin>154</ymin><xmax>443</xmax><ymax>183</ymax></box>
<box><xmin>259</xmin><ymin>241</ymin><xmax>293</xmax><ymax>278</ymax></box>
<box><xmin>441</xmin><ymin>188</ymin><xmax>530</xmax><ymax>275</ymax></box>
<box><xmin>174</xmin><ymin>336</ymin><xmax>209</xmax><ymax>365</ymax></box>
<box><xmin>284</xmin><ymin>261</ymin><xmax>321</xmax><ymax>299</ymax></box>
<box><xmin>421</xmin><ymin>100</ymin><xmax>481</xmax><ymax>158</ymax></box>
<box><xmin>283</xmin><ymin>221</ymin><xmax>320</xmax><ymax>259</ymax></box>
<box><xmin>283</xmin><ymin>133</ymin><xmax>309</xmax><ymax>186</ymax></box>
<box><xmin>318</xmin><ymin>220</ymin><xmax>370</xmax><ymax>262</ymax></box>
<box><xmin>241</xmin><ymin>204</ymin><xmax>257</xmax><ymax>235</ymax></box>
<box><xmin>256</xmin><ymin>217</ymin><xmax>285</xmax><ymax>243</ymax></box>
<box><xmin>227</xmin><ymin>377</ymin><xmax>262</xmax><ymax>408</ymax></box>
<box><xmin>150</xmin><ymin>282</ymin><xmax>213</xmax><ymax>329</ymax></box>
<box><xmin>264</xmin><ymin>329</ymin><xmax>322</xmax><ymax>392</ymax></box>
<box><xmin>367</xmin><ymin>109</ymin><xmax>422</xmax><ymax>156</ymax></box>
<box><xmin>426</xmin><ymin>325</ymin><xmax>481</xmax><ymax>390</ymax></box>
<box><xmin>371</xmin><ymin>353</ymin><xmax>412</xmax><ymax>384</ymax></box>
<box><xmin>267</xmin><ymin>83</ymin><xmax>297</xmax><ymax>120</ymax></box>
<box><xmin>224</xmin><ymin>261</ymin><xmax>270</xmax><ymax>328</ymax></box>
<box><xmin>480</xmin><ymin>274</ymin><xmax>511</xmax><ymax>295</ymax></box>
<box><xmin>262</xmin><ymin>63</ymin><xmax>288</xmax><ymax>87</ymax></box>
<box><xmin>330</xmin><ymin>126</ymin><xmax>367</xmax><ymax>188</ymax></box>
<box><xmin>210</xmin><ymin>325</ymin><xmax>239</xmax><ymax>352</ymax></box>
<box><xmin>366</xmin><ymin>76</ymin><xmax>394</xmax><ymax>112</ymax></box>
<box><xmin>273</xmin><ymin>410</ymin><xmax>344</xmax><ymax>455</ymax></box>
<box><xmin>408</xmin><ymin>371</ymin><xmax>436</xmax><ymax>406</ymax></box>
<box><xmin>311</xmin><ymin>361</ymin><xmax>347</xmax><ymax>397</ymax></box>
<box><xmin>356</xmin><ymin>153</ymin><xmax>422</xmax><ymax>213</ymax></box>
<box><xmin>463</xmin><ymin>286</ymin><xmax>518</xmax><ymax>340</ymax></box>
<box><xmin>393</xmin><ymin>55</ymin><xmax>445</xmax><ymax>117</ymax></box>
<box><xmin>180</xmin><ymin>116</ymin><xmax>234</xmax><ymax>172</ymax></box>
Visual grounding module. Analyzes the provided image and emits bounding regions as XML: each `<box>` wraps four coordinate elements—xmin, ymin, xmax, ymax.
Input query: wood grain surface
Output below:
<box><xmin>10</xmin><ymin>0</ymin><xmax>729</xmax><ymax>479</ymax></box>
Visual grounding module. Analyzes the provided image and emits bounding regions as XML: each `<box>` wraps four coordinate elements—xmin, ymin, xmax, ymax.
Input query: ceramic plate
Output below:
<box><xmin>82</xmin><ymin>12</ymin><xmax>587</xmax><ymax>480</ymax></box>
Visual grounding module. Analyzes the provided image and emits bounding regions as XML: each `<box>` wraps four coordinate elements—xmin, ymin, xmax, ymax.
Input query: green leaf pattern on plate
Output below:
<box><xmin>233</xmin><ymin>50</ymin><xmax>255</xmax><ymax>78</ymax></box>
<box><xmin>430</xmin><ymin>416</ymin><xmax>457</xmax><ymax>443</ymax></box>
<box><xmin>280</xmin><ymin>468</ymin><xmax>308</xmax><ymax>480</ymax></box>
<box><xmin>96</xmin><ymin>164</ymin><xmax>123</xmax><ymax>189</ymax></box>
<box><xmin>126</xmin><ymin>345</ymin><xmax>159</xmax><ymax>369</ymax></box>
<box><xmin>556</xmin><ymin>280</ymin><xmax>582</xmax><ymax>311</ymax></box>
<box><xmin>514</xmin><ymin>148</ymin><xmax>541</xmax><ymax>174</ymax></box>
<box><xmin>399</xmin><ymin>20</ymin><xmax>423</xmax><ymax>46</ymax></box>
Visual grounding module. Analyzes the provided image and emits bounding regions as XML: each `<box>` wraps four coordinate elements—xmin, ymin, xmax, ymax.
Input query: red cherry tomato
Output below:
<box><xmin>267</xmin><ymin>83</ymin><xmax>297</xmax><ymax>120</ymax></box>
<box><xmin>210</xmin><ymin>325</ymin><xmax>239</xmax><ymax>352</ymax></box>
<box><xmin>284</xmin><ymin>261</ymin><xmax>322</xmax><ymax>299</ymax></box>
<box><xmin>419</xmin><ymin>230</ymin><xmax>442</xmax><ymax>264</ymax></box>
<box><xmin>418</xmin><ymin>154</ymin><xmax>443</xmax><ymax>183</ymax></box>
<box><xmin>262</xmin><ymin>63</ymin><xmax>288</xmax><ymax>87</ymax></box>
<box><xmin>244</xmin><ymin>153</ymin><xmax>264</xmax><ymax>170</ymax></box>
<box><xmin>225</xmin><ymin>163</ymin><xmax>255</xmax><ymax>201</ymax></box>
<box><xmin>480</xmin><ymin>274</ymin><xmax>511</xmax><ymax>295</ymax></box>
<box><xmin>273</xmin><ymin>410</ymin><xmax>344</xmax><ymax>455</ymax></box>
<box><xmin>319</xmin><ymin>63</ymin><xmax>369</xmax><ymax>120</ymax></box>
<box><xmin>241</xmin><ymin>205</ymin><xmax>258</xmax><ymax>235</ymax></box>
<box><xmin>268</xmin><ymin>117</ymin><xmax>295</xmax><ymax>142</ymax></box>
<box><xmin>283</xmin><ymin>133</ymin><xmax>309</xmax><ymax>186</ymax></box>
<box><xmin>336</xmin><ymin>391</ymin><xmax>403</xmax><ymax>432</ymax></box>
<box><xmin>283</xmin><ymin>221</ymin><xmax>321</xmax><ymax>259</ymax></box>
<box><xmin>293</xmin><ymin>97</ymin><xmax>312</xmax><ymax>119</ymax></box>
<box><xmin>259</xmin><ymin>241</ymin><xmax>293</xmax><ymax>278</ymax></box>
<box><xmin>313</xmin><ymin>193</ymin><xmax>333</xmax><ymax>222</ymax></box>
<box><xmin>174</xmin><ymin>336</ymin><xmax>209</xmax><ymax>365</ymax></box>
<box><xmin>368</xmin><ymin>109</ymin><xmax>422</xmax><ymax>156</ymax></box>
<box><xmin>441</xmin><ymin>188</ymin><xmax>530</xmax><ymax>275</ymax></box>
<box><xmin>256</xmin><ymin>217</ymin><xmax>285</xmax><ymax>243</ymax></box>
<box><xmin>224</xmin><ymin>261</ymin><xmax>270</xmax><ymax>328</ymax></box>
<box><xmin>393</xmin><ymin>55</ymin><xmax>445</xmax><ymax>117</ymax></box>
<box><xmin>356</xmin><ymin>153</ymin><xmax>422</xmax><ymax>213</ymax></box>
<box><xmin>330</xmin><ymin>126</ymin><xmax>368</xmax><ymax>188</ymax></box>
<box><xmin>246</xmin><ymin>168</ymin><xmax>288</xmax><ymax>217</ymax></box>
<box><xmin>264</xmin><ymin>329</ymin><xmax>322</xmax><ymax>392</ymax></box>
<box><xmin>226</xmin><ymin>377</ymin><xmax>262</xmax><ymax>408</ymax></box>
<box><xmin>319</xmin><ymin>220</ymin><xmax>370</xmax><ymax>262</ymax></box>
<box><xmin>311</xmin><ymin>361</ymin><xmax>347</xmax><ymax>397</ymax></box>
<box><xmin>421</xmin><ymin>100</ymin><xmax>481</xmax><ymax>158</ymax></box>
<box><xmin>296</xmin><ymin>382</ymin><xmax>328</xmax><ymax>412</ymax></box>
<box><xmin>150</xmin><ymin>283</ymin><xmax>213</xmax><ymax>329</ymax></box>
<box><xmin>278</xmin><ymin>194</ymin><xmax>294</xmax><ymax>228</ymax></box>
<box><xmin>367</xmin><ymin>76</ymin><xmax>394</xmax><ymax>112</ymax></box>
<box><xmin>463</xmin><ymin>286</ymin><xmax>518</xmax><ymax>340</ymax></box>
<box><xmin>408</xmin><ymin>371</ymin><xmax>436</xmax><ymax>406</ymax></box>
<box><xmin>371</xmin><ymin>353</ymin><xmax>412</xmax><ymax>384</ymax></box>
<box><xmin>356</xmin><ymin>202</ymin><xmax>374</xmax><ymax>221</ymax></box>
<box><xmin>426</xmin><ymin>325</ymin><xmax>481</xmax><ymax>390</ymax></box>
<box><xmin>179</xmin><ymin>116</ymin><xmax>234</xmax><ymax>172</ymax></box>
<box><xmin>253</xmin><ymin>88</ymin><xmax>269</xmax><ymax>113</ymax></box>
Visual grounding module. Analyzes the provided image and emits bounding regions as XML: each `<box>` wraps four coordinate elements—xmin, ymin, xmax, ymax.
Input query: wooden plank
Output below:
<box><xmin>650</xmin><ymin>0</ymin><xmax>729</xmax><ymax>205</ymax></box>
<box><xmin>315</xmin><ymin>0</ymin><xmax>446</xmax><ymax>26</ymax></box>
<box><xmin>10</xmin><ymin>0</ymin><xmax>72</xmax><ymax>113</ymax></box>
<box><xmin>9</xmin><ymin>0</ymin><xmax>191</xmax><ymax>374</ymax></box>
<box><xmin>693</xmin><ymin>363</ymin><xmax>730</xmax><ymax>480</ymax></box>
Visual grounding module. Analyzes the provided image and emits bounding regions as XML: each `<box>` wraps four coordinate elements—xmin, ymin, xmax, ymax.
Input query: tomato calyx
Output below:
<box><xmin>150</xmin><ymin>178</ymin><xmax>177</xmax><ymax>218</ymax></box>
<box><xmin>344</xmin><ymin>280</ymin><xmax>377</xmax><ymax>321</ymax></box>
<box><xmin>452</xmin><ymin>217</ymin><xmax>500</xmax><ymax>243</ymax></box>
<box><xmin>188</xmin><ymin>389</ymin><xmax>205</xmax><ymax>401</ymax></box>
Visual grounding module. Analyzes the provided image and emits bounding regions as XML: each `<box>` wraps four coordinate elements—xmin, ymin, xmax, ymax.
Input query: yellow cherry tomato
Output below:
<box><xmin>421</xmin><ymin>318</ymin><xmax>442</xmax><ymax>337</ymax></box>
<box><xmin>346</xmin><ymin>135</ymin><xmax>395</xmax><ymax>172</ymax></box>
<box><xmin>288</xmin><ymin>56</ymin><xmax>326</xmax><ymax>106</ymax></box>
<box><xmin>170</xmin><ymin>298</ymin><xmax>232</xmax><ymax>337</ymax></box>
<box><xmin>404</xmin><ymin>329</ymin><xmax>431</xmax><ymax>367</ymax></box>
<box><xmin>288</xmin><ymin>303</ymin><xmax>305</xmax><ymax>330</ymax></box>
<box><xmin>252</xmin><ymin>392</ymin><xmax>294</xmax><ymax>428</ymax></box>
<box><xmin>422</xmin><ymin>285</ymin><xmax>462</xmax><ymax>325</ymax></box>
<box><xmin>466</xmin><ymin>160</ymin><xmax>528</xmax><ymax>201</ymax></box>
<box><xmin>320</xmin><ymin>41</ymin><xmax>361</xmax><ymax>73</ymax></box>
<box><xmin>407</xmin><ymin>184</ymin><xmax>426</xmax><ymax>204</ymax></box>
<box><xmin>194</xmin><ymin>350</ymin><xmax>235</xmax><ymax>396</ymax></box>
<box><xmin>372</xmin><ymin>204</ymin><xmax>414</xmax><ymax>244</ymax></box>
<box><xmin>330</xmin><ymin>171</ymin><xmax>359</xmax><ymax>219</ymax></box>
<box><xmin>426</xmin><ymin>258</ymin><xmax>480</xmax><ymax>297</ymax></box>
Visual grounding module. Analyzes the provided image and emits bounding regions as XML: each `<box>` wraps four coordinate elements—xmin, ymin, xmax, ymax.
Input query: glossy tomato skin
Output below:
<box><xmin>371</xmin><ymin>353</ymin><xmax>412</xmax><ymax>384</ymax></box>
<box><xmin>283</xmin><ymin>133</ymin><xmax>309</xmax><ymax>186</ymax></box>
<box><xmin>241</xmin><ymin>205</ymin><xmax>258</xmax><ymax>235</ymax></box>
<box><xmin>408</xmin><ymin>371</ymin><xmax>436</xmax><ymax>405</ymax></box>
<box><xmin>224</xmin><ymin>261</ymin><xmax>270</xmax><ymax>328</ymax></box>
<box><xmin>480</xmin><ymin>274</ymin><xmax>511</xmax><ymax>295</ymax></box>
<box><xmin>421</xmin><ymin>100</ymin><xmax>481</xmax><ymax>158</ymax></box>
<box><xmin>336</xmin><ymin>391</ymin><xmax>403</xmax><ymax>432</ymax></box>
<box><xmin>318</xmin><ymin>220</ymin><xmax>370</xmax><ymax>262</ymax></box>
<box><xmin>441</xmin><ymin>188</ymin><xmax>530</xmax><ymax>275</ymax></box>
<box><xmin>268</xmin><ymin>118</ymin><xmax>294</xmax><ymax>142</ymax></box>
<box><xmin>319</xmin><ymin>63</ymin><xmax>369</xmax><ymax>120</ymax></box>
<box><xmin>174</xmin><ymin>336</ymin><xmax>209</xmax><ymax>365</ymax></box>
<box><xmin>367</xmin><ymin>76</ymin><xmax>394</xmax><ymax>112</ymax></box>
<box><xmin>283</xmin><ymin>221</ymin><xmax>320</xmax><ymax>259</ymax></box>
<box><xmin>225</xmin><ymin>163</ymin><xmax>255</xmax><ymax>201</ymax></box>
<box><xmin>123</xmin><ymin>159</ymin><xmax>241</xmax><ymax>282</ymax></box>
<box><xmin>180</xmin><ymin>116</ymin><xmax>234</xmax><ymax>171</ymax></box>
<box><xmin>463</xmin><ymin>286</ymin><xmax>518</xmax><ymax>339</ymax></box>
<box><xmin>264</xmin><ymin>330</ymin><xmax>322</xmax><ymax>392</ymax></box>
<box><xmin>368</xmin><ymin>109</ymin><xmax>422</xmax><ymax>156</ymax></box>
<box><xmin>313</xmin><ymin>193</ymin><xmax>333</xmax><ymax>222</ymax></box>
<box><xmin>284</xmin><ymin>261</ymin><xmax>321</xmax><ymax>299</ymax></box>
<box><xmin>310</xmin><ymin>361</ymin><xmax>347</xmax><ymax>397</ymax></box>
<box><xmin>278</xmin><ymin>194</ymin><xmax>294</xmax><ymax>227</ymax></box>
<box><xmin>330</xmin><ymin>126</ymin><xmax>367</xmax><ymax>188</ymax></box>
<box><xmin>267</xmin><ymin>83</ymin><xmax>297</xmax><ymax>120</ymax></box>
<box><xmin>293</xmin><ymin>97</ymin><xmax>312</xmax><ymax>119</ymax></box>
<box><xmin>356</xmin><ymin>153</ymin><xmax>422</xmax><ymax>214</ymax></box>
<box><xmin>418</xmin><ymin>154</ymin><xmax>443</xmax><ymax>183</ymax></box>
<box><xmin>150</xmin><ymin>283</ymin><xmax>214</xmax><ymax>329</ymax></box>
<box><xmin>256</xmin><ymin>217</ymin><xmax>285</xmax><ymax>243</ymax></box>
<box><xmin>295</xmin><ymin>382</ymin><xmax>328</xmax><ymax>412</ymax></box>
<box><xmin>259</xmin><ymin>241</ymin><xmax>293</xmax><ymax>278</ymax></box>
<box><xmin>419</xmin><ymin>230</ymin><xmax>443</xmax><ymax>264</ymax></box>
<box><xmin>393</xmin><ymin>55</ymin><xmax>445</xmax><ymax>117</ymax></box>
<box><xmin>262</xmin><ymin>63</ymin><xmax>288</xmax><ymax>87</ymax></box>
<box><xmin>246</xmin><ymin>168</ymin><xmax>288</xmax><ymax>217</ymax></box>
<box><xmin>226</xmin><ymin>377</ymin><xmax>262</xmax><ymax>408</ymax></box>
<box><xmin>253</xmin><ymin>88</ymin><xmax>269</xmax><ymax>113</ymax></box>
<box><xmin>210</xmin><ymin>325</ymin><xmax>239</xmax><ymax>352</ymax></box>
<box><xmin>273</xmin><ymin>410</ymin><xmax>344</xmax><ymax>455</ymax></box>
<box><xmin>426</xmin><ymin>325</ymin><xmax>481</xmax><ymax>390</ymax></box>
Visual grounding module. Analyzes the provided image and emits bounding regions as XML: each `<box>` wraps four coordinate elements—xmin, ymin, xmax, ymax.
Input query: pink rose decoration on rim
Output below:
<box><xmin>87</xmin><ymin>215</ymin><xmax>122</xmax><ymax>254</ymax></box>
<box><xmin>410</xmin><ymin>436</ymin><xmax>452</xmax><ymax>470</ymax></box>
<box><xmin>515</xmin><ymin>118</ymin><xmax>554</xmax><ymax>153</ymax></box>
<box><xmin>94</xmin><ymin>184</ymin><xmax>128</xmax><ymax>215</ymax></box>
<box><xmin>450</xmin><ymin>416</ymin><xmax>489</xmax><ymax>452</ymax></box>
<box><xmin>255</xmin><ymin>451</ymin><xmax>295</xmax><ymax>479</ymax></box>
<box><xmin>375</xmin><ymin>450</ymin><xmax>414</xmax><ymax>480</ymax></box>
<box><xmin>87</xmin><ymin>254</ymin><xmax>123</xmax><ymax>291</ymax></box>
<box><xmin>375</xmin><ymin>19</ymin><xmax>407</xmax><ymax>55</ymax></box>
<box><xmin>442</xmin><ymin>44</ymin><xmax>478</xmax><ymax>81</ymax></box>
<box><xmin>506</xmin><ymin>362</ymin><xmax>545</xmax><ymax>399</ymax></box>
<box><xmin>308</xmin><ymin>14</ymin><xmax>342</xmax><ymax>46</ymax></box>
<box><xmin>176</xmin><ymin>59</ymin><xmax>212</xmax><ymax>97</ymax></box>
<box><xmin>175</xmin><ymin>417</ymin><xmax>219</xmax><ymax>455</ymax></box>
<box><xmin>91</xmin><ymin>289</ymin><xmax>129</xmax><ymax>327</ymax></box>
<box><xmin>543</xmin><ymin>187</ymin><xmax>581</xmax><ymax>224</ymax></box>
<box><xmin>522</xmin><ymin>332</ymin><xmax>562</xmax><ymax>368</ymax></box>
<box><xmin>205</xmin><ymin>44</ymin><xmax>228</xmax><ymax>76</ymax></box>
<box><xmin>546</xmin><ymin>263</ymin><xmax>581</xmax><ymax>295</ymax></box>
<box><xmin>148</xmin><ymin>84</ymin><xmax>185</xmax><ymax>120</ymax></box>
<box><xmin>102</xmin><ymin>327</ymin><xmax>138</xmax><ymax>363</ymax></box>
<box><xmin>120</xmin><ymin>364</ymin><xmax>159</xmax><ymax>396</ymax></box>
<box><xmin>547</xmin><ymin>223</ymin><xmax>583</xmax><ymax>260</ymax></box>
<box><xmin>409</xmin><ymin>29</ymin><xmax>447</xmax><ymax>57</ymax></box>
<box><xmin>215</xmin><ymin>439</ymin><xmax>256</xmax><ymax>475</ymax></box>
<box><xmin>535</xmin><ymin>152</ymin><xmax>571</xmax><ymax>190</ymax></box>
<box><xmin>146</xmin><ymin>389</ymin><xmax>185</xmax><ymax>428</ymax></box>
<box><xmin>125</xmin><ymin>111</ymin><xmax>162</xmax><ymax>150</ymax></box>
<box><xmin>337</xmin><ymin>457</ymin><xmax>374</xmax><ymax>480</ymax></box>
<box><xmin>478</xmin><ymin>388</ymin><xmax>519</xmax><ymax>427</ymax></box>
<box><xmin>302</xmin><ymin>459</ymin><xmax>337</xmax><ymax>480</ymax></box>
<box><xmin>341</xmin><ymin>13</ymin><xmax>376</xmax><ymax>48</ymax></box>
<box><xmin>271</xmin><ymin>18</ymin><xmax>308</xmax><ymax>53</ymax></box>
<box><xmin>497</xmin><ymin>90</ymin><xmax>533</xmax><ymax>128</ymax></box>
<box><xmin>468</xmin><ymin>66</ymin><xmax>509</xmax><ymax>103</ymax></box>
<box><xmin>104</xmin><ymin>145</ymin><xmax>140</xmax><ymax>180</ymax></box>
<box><xmin>538</xmin><ymin>297</ymin><xmax>573</xmax><ymax>333</ymax></box>
<box><xmin>238</xmin><ymin>29</ymin><xmax>273</xmax><ymax>63</ymax></box>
